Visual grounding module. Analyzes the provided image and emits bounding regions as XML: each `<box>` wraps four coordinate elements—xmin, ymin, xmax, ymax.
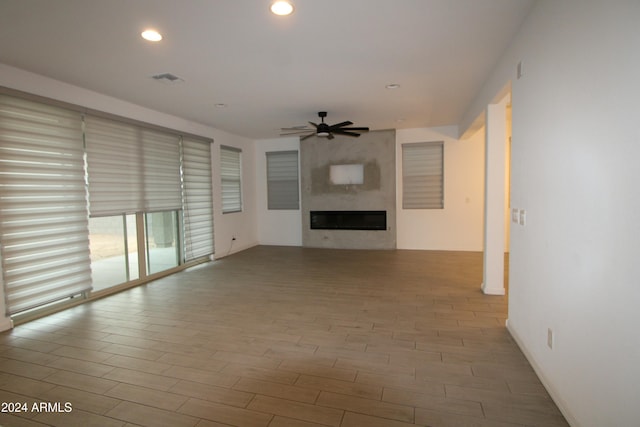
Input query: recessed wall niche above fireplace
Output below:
<box><xmin>300</xmin><ymin>129</ymin><xmax>397</xmax><ymax>250</ymax></box>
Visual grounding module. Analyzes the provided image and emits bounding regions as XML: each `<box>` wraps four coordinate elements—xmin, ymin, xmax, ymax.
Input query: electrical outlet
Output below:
<box><xmin>547</xmin><ymin>328</ymin><xmax>554</xmax><ymax>349</ymax></box>
<box><xmin>511</xmin><ymin>208</ymin><xmax>519</xmax><ymax>223</ymax></box>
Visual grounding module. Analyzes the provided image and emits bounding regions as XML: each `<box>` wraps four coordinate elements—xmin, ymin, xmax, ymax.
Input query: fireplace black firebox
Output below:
<box><xmin>310</xmin><ymin>211</ymin><xmax>386</xmax><ymax>231</ymax></box>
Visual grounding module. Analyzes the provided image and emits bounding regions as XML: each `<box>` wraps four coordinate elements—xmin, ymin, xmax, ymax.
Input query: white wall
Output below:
<box><xmin>464</xmin><ymin>1</ymin><xmax>640</xmax><ymax>425</ymax></box>
<box><xmin>255</xmin><ymin>137</ymin><xmax>302</xmax><ymax>246</ymax></box>
<box><xmin>396</xmin><ymin>126</ymin><xmax>485</xmax><ymax>251</ymax></box>
<box><xmin>0</xmin><ymin>64</ymin><xmax>258</xmax><ymax>329</ymax></box>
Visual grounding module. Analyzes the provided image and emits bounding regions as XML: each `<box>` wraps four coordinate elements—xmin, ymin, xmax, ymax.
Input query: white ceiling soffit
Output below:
<box><xmin>0</xmin><ymin>0</ymin><xmax>533</xmax><ymax>139</ymax></box>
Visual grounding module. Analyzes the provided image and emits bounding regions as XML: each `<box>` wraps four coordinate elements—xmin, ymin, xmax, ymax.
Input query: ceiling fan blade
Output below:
<box><xmin>281</xmin><ymin>126</ymin><xmax>311</xmax><ymax>131</ymax></box>
<box><xmin>308</xmin><ymin>121</ymin><xmax>318</xmax><ymax>128</ymax></box>
<box><xmin>301</xmin><ymin>133</ymin><xmax>316</xmax><ymax>141</ymax></box>
<box><xmin>280</xmin><ymin>130</ymin><xmax>314</xmax><ymax>135</ymax></box>
<box><xmin>332</xmin><ymin>130</ymin><xmax>361</xmax><ymax>137</ymax></box>
<box><xmin>329</xmin><ymin>121</ymin><xmax>353</xmax><ymax>129</ymax></box>
<box><xmin>340</xmin><ymin>127</ymin><xmax>369</xmax><ymax>131</ymax></box>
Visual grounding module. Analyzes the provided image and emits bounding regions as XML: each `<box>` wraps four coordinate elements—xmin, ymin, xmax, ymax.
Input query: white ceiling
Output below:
<box><xmin>0</xmin><ymin>0</ymin><xmax>533</xmax><ymax>139</ymax></box>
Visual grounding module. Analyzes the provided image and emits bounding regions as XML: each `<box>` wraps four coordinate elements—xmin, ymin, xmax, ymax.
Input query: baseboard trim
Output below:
<box><xmin>506</xmin><ymin>319</ymin><xmax>580</xmax><ymax>427</ymax></box>
<box><xmin>0</xmin><ymin>317</ymin><xmax>14</xmax><ymax>332</ymax></box>
<box><xmin>481</xmin><ymin>282</ymin><xmax>505</xmax><ymax>295</ymax></box>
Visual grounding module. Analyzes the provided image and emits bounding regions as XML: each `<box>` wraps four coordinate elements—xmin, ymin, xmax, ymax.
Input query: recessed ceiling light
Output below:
<box><xmin>271</xmin><ymin>1</ymin><xmax>294</xmax><ymax>16</ymax></box>
<box><xmin>385</xmin><ymin>83</ymin><xmax>400</xmax><ymax>90</ymax></box>
<box><xmin>141</xmin><ymin>29</ymin><xmax>162</xmax><ymax>42</ymax></box>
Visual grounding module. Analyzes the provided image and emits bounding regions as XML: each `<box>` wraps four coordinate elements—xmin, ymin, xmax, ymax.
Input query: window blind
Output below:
<box><xmin>402</xmin><ymin>141</ymin><xmax>444</xmax><ymax>209</ymax></box>
<box><xmin>84</xmin><ymin>115</ymin><xmax>182</xmax><ymax>216</ymax></box>
<box><xmin>0</xmin><ymin>94</ymin><xmax>92</xmax><ymax>314</ymax></box>
<box><xmin>182</xmin><ymin>137</ymin><xmax>214</xmax><ymax>260</ymax></box>
<box><xmin>266</xmin><ymin>151</ymin><xmax>299</xmax><ymax>210</ymax></box>
<box><xmin>141</xmin><ymin>128</ymin><xmax>182</xmax><ymax>213</ymax></box>
<box><xmin>220</xmin><ymin>146</ymin><xmax>242</xmax><ymax>213</ymax></box>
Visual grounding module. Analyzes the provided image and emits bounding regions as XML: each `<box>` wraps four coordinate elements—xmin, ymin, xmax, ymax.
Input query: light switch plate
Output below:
<box><xmin>511</xmin><ymin>208</ymin><xmax>519</xmax><ymax>223</ymax></box>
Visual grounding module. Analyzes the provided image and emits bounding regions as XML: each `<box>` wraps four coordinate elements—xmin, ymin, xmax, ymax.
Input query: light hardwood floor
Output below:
<box><xmin>0</xmin><ymin>246</ymin><xmax>568</xmax><ymax>427</ymax></box>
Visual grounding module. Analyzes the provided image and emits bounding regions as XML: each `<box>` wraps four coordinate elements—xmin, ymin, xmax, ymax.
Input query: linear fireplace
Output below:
<box><xmin>310</xmin><ymin>210</ymin><xmax>387</xmax><ymax>231</ymax></box>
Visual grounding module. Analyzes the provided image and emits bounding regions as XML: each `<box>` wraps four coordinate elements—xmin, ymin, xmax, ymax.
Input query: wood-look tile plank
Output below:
<box><xmin>33</xmin><ymin>409</ymin><xmax>127</xmax><ymax>427</ymax></box>
<box><xmin>0</xmin><ymin>347</ymin><xmax>61</xmax><ymax>365</ymax></box>
<box><xmin>106</xmin><ymin>401</ymin><xmax>198</xmax><ymax>427</ymax></box>
<box><xmin>155</xmin><ymin>352</ymin><xmax>226</xmax><ymax>371</ymax></box>
<box><xmin>0</xmin><ymin>373</ymin><xmax>57</xmax><ymax>397</ymax></box>
<box><xmin>102</xmin><ymin>354</ymin><xmax>172</xmax><ymax>375</ymax></box>
<box><xmin>340</xmin><ymin>411</ymin><xmax>421</xmax><ymax>427</ymax></box>
<box><xmin>41</xmin><ymin>370</ymin><xmax>119</xmax><ymax>395</ymax></box>
<box><xmin>45</xmin><ymin>356</ymin><xmax>115</xmax><ymax>377</ymax></box>
<box><xmin>162</xmin><ymin>365</ymin><xmax>239</xmax><ymax>388</ymax></box>
<box><xmin>100</xmin><ymin>343</ymin><xmax>166</xmax><ymax>361</ymax></box>
<box><xmin>247</xmin><ymin>395</ymin><xmax>343</xmax><ymax>427</ymax></box>
<box><xmin>0</xmin><ymin>357</ymin><xmax>58</xmax><ymax>380</ymax></box>
<box><xmin>105</xmin><ymin>383</ymin><xmax>188</xmax><ymax>411</ymax></box>
<box><xmin>295</xmin><ymin>375</ymin><xmax>382</xmax><ymax>400</ymax></box>
<box><xmin>170</xmin><ymin>379</ymin><xmax>255</xmax><ymax>407</ymax></box>
<box><xmin>315</xmin><ymin>391</ymin><xmax>414</xmax><ymax>423</ymax></box>
<box><xmin>233</xmin><ymin>377</ymin><xmax>319</xmax><ymax>403</ymax></box>
<box><xmin>212</xmin><ymin>350</ymin><xmax>282</xmax><ymax>369</ymax></box>
<box><xmin>221</xmin><ymin>363</ymin><xmax>299</xmax><ymax>385</ymax></box>
<box><xmin>49</xmin><ymin>345</ymin><xmax>113</xmax><ymax>364</ymax></box>
<box><xmin>415</xmin><ymin>407</ymin><xmax>526</xmax><ymax>427</ymax></box>
<box><xmin>382</xmin><ymin>387</ymin><xmax>483</xmax><ymax>417</ymax></box>
<box><xmin>0</xmin><ymin>413</ymin><xmax>51</xmax><ymax>427</ymax></box>
<box><xmin>267</xmin><ymin>415</ymin><xmax>330</xmax><ymax>427</ymax></box>
<box><xmin>0</xmin><ymin>389</ymin><xmax>43</xmax><ymax>419</ymax></box>
<box><xmin>102</xmin><ymin>368</ymin><xmax>179</xmax><ymax>391</ymax></box>
<box><xmin>177</xmin><ymin>397</ymin><xmax>272</xmax><ymax>427</ymax></box>
<box><xmin>39</xmin><ymin>385</ymin><xmax>122</xmax><ymax>415</ymax></box>
<box><xmin>278</xmin><ymin>360</ymin><xmax>356</xmax><ymax>382</ymax></box>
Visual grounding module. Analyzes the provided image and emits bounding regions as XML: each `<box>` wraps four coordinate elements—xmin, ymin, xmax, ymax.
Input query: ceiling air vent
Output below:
<box><xmin>151</xmin><ymin>73</ymin><xmax>184</xmax><ymax>84</ymax></box>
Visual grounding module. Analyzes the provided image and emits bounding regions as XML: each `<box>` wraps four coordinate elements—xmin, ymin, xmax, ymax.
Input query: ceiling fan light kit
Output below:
<box><xmin>281</xmin><ymin>112</ymin><xmax>369</xmax><ymax>141</ymax></box>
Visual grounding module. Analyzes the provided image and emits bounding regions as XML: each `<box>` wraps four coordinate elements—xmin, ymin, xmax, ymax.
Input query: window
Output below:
<box><xmin>0</xmin><ymin>90</ymin><xmax>215</xmax><ymax>316</ymax></box>
<box><xmin>402</xmin><ymin>141</ymin><xmax>444</xmax><ymax>209</ymax></box>
<box><xmin>266</xmin><ymin>151</ymin><xmax>299</xmax><ymax>210</ymax></box>
<box><xmin>0</xmin><ymin>94</ymin><xmax>92</xmax><ymax>314</ymax></box>
<box><xmin>220</xmin><ymin>146</ymin><xmax>242</xmax><ymax>213</ymax></box>
<box><xmin>182</xmin><ymin>137</ymin><xmax>214</xmax><ymax>260</ymax></box>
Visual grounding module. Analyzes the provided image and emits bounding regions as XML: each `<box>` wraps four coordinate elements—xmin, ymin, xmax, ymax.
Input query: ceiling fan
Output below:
<box><xmin>281</xmin><ymin>112</ymin><xmax>369</xmax><ymax>140</ymax></box>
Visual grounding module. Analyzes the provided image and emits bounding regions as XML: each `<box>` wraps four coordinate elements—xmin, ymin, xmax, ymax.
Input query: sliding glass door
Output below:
<box><xmin>1</xmin><ymin>90</ymin><xmax>214</xmax><ymax>317</ymax></box>
<box><xmin>145</xmin><ymin>211</ymin><xmax>180</xmax><ymax>275</ymax></box>
<box><xmin>89</xmin><ymin>211</ymin><xmax>181</xmax><ymax>292</ymax></box>
<box><xmin>88</xmin><ymin>214</ymin><xmax>138</xmax><ymax>292</ymax></box>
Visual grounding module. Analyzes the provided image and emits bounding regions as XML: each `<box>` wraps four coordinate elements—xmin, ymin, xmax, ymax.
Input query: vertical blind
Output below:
<box><xmin>402</xmin><ymin>141</ymin><xmax>444</xmax><ymax>209</ymax></box>
<box><xmin>0</xmin><ymin>94</ymin><xmax>92</xmax><ymax>314</ymax></box>
<box><xmin>266</xmin><ymin>150</ymin><xmax>299</xmax><ymax>210</ymax></box>
<box><xmin>220</xmin><ymin>146</ymin><xmax>242</xmax><ymax>213</ymax></box>
<box><xmin>84</xmin><ymin>116</ymin><xmax>182</xmax><ymax>216</ymax></box>
<box><xmin>182</xmin><ymin>137</ymin><xmax>214</xmax><ymax>260</ymax></box>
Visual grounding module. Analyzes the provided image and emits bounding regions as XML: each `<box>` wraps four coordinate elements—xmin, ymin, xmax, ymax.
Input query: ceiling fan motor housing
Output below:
<box><xmin>317</xmin><ymin>123</ymin><xmax>330</xmax><ymax>136</ymax></box>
